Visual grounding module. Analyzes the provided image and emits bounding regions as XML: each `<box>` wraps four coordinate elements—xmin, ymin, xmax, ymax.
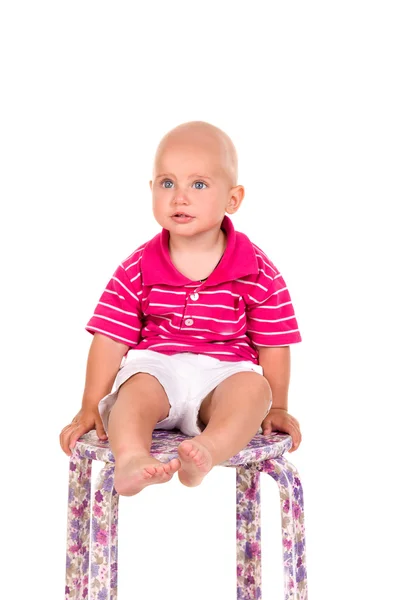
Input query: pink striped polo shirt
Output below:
<box><xmin>86</xmin><ymin>215</ymin><xmax>302</xmax><ymax>364</ymax></box>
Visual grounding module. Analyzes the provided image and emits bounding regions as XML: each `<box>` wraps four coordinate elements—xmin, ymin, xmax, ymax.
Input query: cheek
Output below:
<box><xmin>152</xmin><ymin>192</ymin><xmax>164</xmax><ymax>208</ymax></box>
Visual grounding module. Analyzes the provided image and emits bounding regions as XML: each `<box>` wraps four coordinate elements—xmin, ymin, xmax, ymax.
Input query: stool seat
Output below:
<box><xmin>66</xmin><ymin>429</ymin><xmax>307</xmax><ymax>600</ymax></box>
<box><xmin>76</xmin><ymin>429</ymin><xmax>293</xmax><ymax>465</ymax></box>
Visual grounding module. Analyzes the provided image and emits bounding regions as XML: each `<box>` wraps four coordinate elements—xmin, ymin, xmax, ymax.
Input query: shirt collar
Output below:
<box><xmin>141</xmin><ymin>215</ymin><xmax>259</xmax><ymax>287</ymax></box>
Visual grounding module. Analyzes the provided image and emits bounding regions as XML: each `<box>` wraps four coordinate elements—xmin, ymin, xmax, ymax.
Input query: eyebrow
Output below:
<box><xmin>155</xmin><ymin>173</ymin><xmax>213</xmax><ymax>181</ymax></box>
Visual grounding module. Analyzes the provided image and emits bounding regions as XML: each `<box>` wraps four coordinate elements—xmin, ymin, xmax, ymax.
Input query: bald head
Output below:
<box><xmin>153</xmin><ymin>121</ymin><xmax>238</xmax><ymax>187</ymax></box>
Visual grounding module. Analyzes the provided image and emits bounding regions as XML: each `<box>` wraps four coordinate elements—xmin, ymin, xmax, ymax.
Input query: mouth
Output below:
<box><xmin>171</xmin><ymin>213</ymin><xmax>195</xmax><ymax>224</ymax></box>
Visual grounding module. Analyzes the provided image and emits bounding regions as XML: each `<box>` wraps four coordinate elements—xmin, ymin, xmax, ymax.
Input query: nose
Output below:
<box><xmin>172</xmin><ymin>188</ymin><xmax>190</xmax><ymax>205</ymax></box>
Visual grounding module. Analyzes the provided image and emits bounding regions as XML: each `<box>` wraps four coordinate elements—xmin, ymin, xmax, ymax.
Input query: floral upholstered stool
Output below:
<box><xmin>65</xmin><ymin>430</ymin><xmax>308</xmax><ymax>600</ymax></box>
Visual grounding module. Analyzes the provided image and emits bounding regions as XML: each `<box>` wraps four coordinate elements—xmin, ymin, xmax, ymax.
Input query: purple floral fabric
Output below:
<box><xmin>236</xmin><ymin>457</ymin><xmax>307</xmax><ymax>599</ymax></box>
<box><xmin>74</xmin><ymin>429</ymin><xmax>293</xmax><ymax>466</ymax></box>
<box><xmin>90</xmin><ymin>464</ymin><xmax>118</xmax><ymax>600</ymax></box>
<box><xmin>65</xmin><ymin>455</ymin><xmax>92</xmax><ymax>600</ymax></box>
<box><xmin>65</xmin><ymin>430</ymin><xmax>307</xmax><ymax>599</ymax></box>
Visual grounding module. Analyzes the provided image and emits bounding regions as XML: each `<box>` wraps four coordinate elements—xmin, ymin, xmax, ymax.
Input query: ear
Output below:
<box><xmin>149</xmin><ymin>180</ymin><xmax>153</xmax><ymax>191</ymax></box>
<box><xmin>226</xmin><ymin>185</ymin><xmax>245</xmax><ymax>214</ymax></box>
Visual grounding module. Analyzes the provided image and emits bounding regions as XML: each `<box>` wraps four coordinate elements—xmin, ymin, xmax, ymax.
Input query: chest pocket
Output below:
<box><xmin>142</xmin><ymin>288</ymin><xmax>186</xmax><ymax>321</ymax></box>
<box><xmin>183</xmin><ymin>293</ymin><xmax>247</xmax><ymax>339</ymax></box>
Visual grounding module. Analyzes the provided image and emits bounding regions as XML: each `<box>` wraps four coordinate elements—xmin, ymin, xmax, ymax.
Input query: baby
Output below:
<box><xmin>59</xmin><ymin>120</ymin><xmax>302</xmax><ymax>496</ymax></box>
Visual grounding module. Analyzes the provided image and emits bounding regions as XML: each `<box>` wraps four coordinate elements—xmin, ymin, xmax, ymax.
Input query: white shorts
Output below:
<box><xmin>98</xmin><ymin>349</ymin><xmax>266</xmax><ymax>437</ymax></box>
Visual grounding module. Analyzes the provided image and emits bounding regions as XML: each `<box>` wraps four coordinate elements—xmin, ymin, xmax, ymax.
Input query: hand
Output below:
<box><xmin>59</xmin><ymin>407</ymin><xmax>108</xmax><ymax>457</ymax></box>
<box><xmin>261</xmin><ymin>408</ymin><xmax>302</xmax><ymax>452</ymax></box>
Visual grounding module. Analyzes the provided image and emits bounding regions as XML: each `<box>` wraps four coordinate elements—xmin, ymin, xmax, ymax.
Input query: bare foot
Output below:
<box><xmin>177</xmin><ymin>439</ymin><xmax>214</xmax><ymax>487</ymax></box>
<box><xmin>114</xmin><ymin>456</ymin><xmax>181</xmax><ymax>496</ymax></box>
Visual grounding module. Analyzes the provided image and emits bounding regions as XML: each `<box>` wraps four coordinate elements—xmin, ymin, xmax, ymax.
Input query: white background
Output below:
<box><xmin>1</xmin><ymin>1</ymin><xmax>396</xmax><ymax>599</ymax></box>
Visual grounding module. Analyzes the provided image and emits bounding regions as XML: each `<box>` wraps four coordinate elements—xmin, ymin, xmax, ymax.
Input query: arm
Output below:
<box><xmin>82</xmin><ymin>333</ymin><xmax>129</xmax><ymax>409</ymax></box>
<box><xmin>257</xmin><ymin>345</ymin><xmax>302</xmax><ymax>451</ymax></box>
<box><xmin>257</xmin><ymin>346</ymin><xmax>290</xmax><ymax>410</ymax></box>
<box><xmin>59</xmin><ymin>333</ymin><xmax>129</xmax><ymax>456</ymax></box>
<box><xmin>60</xmin><ymin>256</ymin><xmax>143</xmax><ymax>456</ymax></box>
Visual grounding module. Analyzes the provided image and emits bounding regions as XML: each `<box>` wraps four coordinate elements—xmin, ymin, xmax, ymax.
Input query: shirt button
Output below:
<box><xmin>185</xmin><ymin>318</ymin><xmax>194</xmax><ymax>326</ymax></box>
<box><xmin>190</xmin><ymin>293</ymin><xmax>199</xmax><ymax>301</ymax></box>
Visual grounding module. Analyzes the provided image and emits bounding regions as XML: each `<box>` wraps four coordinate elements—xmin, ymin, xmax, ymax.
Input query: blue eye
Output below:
<box><xmin>160</xmin><ymin>179</ymin><xmax>207</xmax><ymax>189</ymax></box>
<box><xmin>162</xmin><ymin>180</ymin><xmax>173</xmax><ymax>188</ymax></box>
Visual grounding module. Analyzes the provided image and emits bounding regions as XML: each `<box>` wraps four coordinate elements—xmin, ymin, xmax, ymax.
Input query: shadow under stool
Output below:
<box><xmin>65</xmin><ymin>429</ymin><xmax>308</xmax><ymax>600</ymax></box>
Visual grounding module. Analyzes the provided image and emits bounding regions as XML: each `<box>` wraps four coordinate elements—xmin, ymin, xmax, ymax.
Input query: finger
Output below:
<box><xmin>60</xmin><ymin>428</ymin><xmax>75</xmax><ymax>456</ymax></box>
<box><xmin>60</xmin><ymin>423</ymin><xmax>76</xmax><ymax>435</ymax></box>
<box><xmin>291</xmin><ymin>420</ymin><xmax>302</xmax><ymax>443</ymax></box>
<box><xmin>279</xmin><ymin>422</ymin><xmax>298</xmax><ymax>449</ymax></box>
<box><xmin>261</xmin><ymin>419</ymin><xmax>272</xmax><ymax>435</ymax></box>
<box><xmin>68</xmin><ymin>426</ymin><xmax>86</xmax><ymax>452</ymax></box>
<box><xmin>289</xmin><ymin>426</ymin><xmax>302</xmax><ymax>451</ymax></box>
<box><xmin>95</xmin><ymin>420</ymin><xmax>108</xmax><ymax>440</ymax></box>
<box><xmin>290</xmin><ymin>416</ymin><xmax>301</xmax><ymax>431</ymax></box>
<box><xmin>60</xmin><ymin>426</ymin><xmax>76</xmax><ymax>455</ymax></box>
<box><xmin>61</xmin><ymin>426</ymin><xmax>81</xmax><ymax>456</ymax></box>
<box><xmin>295</xmin><ymin>428</ymin><xmax>302</xmax><ymax>449</ymax></box>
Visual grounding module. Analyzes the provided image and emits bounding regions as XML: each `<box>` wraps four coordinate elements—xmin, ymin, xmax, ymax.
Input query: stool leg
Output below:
<box><xmin>90</xmin><ymin>462</ymin><xmax>119</xmax><ymax>600</ymax></box>
<box><xmin>236</xmin><ymin>466</ymin><xmax>262</xmax><ymax>599</ymax></box>
<box><xmin>65</xmin><ymin>453</ymin><xmax>92</xmax><ymax>600</ymax></box>
<box><xmin>263</xmin><ymin>457</ymin><xmax>308</xmax><ymax>600</ymax></box>
<box><xmin>110</xmin><ymin>483</ymin><xmax>119</xmax><ymax>599</ymax></box>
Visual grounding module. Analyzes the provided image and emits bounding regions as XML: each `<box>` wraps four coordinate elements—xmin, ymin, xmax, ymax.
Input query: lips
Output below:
<box><xmin>171</xmin><ymin>213</ymin><xmax>195</xmax><ymax>224</ymax></box>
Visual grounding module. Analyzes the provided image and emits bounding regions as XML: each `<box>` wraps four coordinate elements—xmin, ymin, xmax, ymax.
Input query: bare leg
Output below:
<box><xmin>178</xmin><ymin>372</ymin><xmax>271</xmax><ymax>487</ymax></box>
<box><xmin>108</xmin><ymin>373</ymin><xmax>181</xmax><ymax>496</ymax></box>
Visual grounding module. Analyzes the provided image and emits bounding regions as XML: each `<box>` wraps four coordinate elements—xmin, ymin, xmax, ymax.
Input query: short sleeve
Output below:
<box><xmin>245</xmin><ymin>264</ymin><xmax>302</xmax><ymax>348</ymax></box>
<box><xmin>85</xmin><ymin>262</ymin><xmax>143</xmax><ymax>347</ymax></box>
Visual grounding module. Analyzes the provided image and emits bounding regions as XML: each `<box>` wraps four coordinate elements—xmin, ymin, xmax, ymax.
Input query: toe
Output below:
<box><xmin>143</xmin><ymin>468</ymin><xmax>155</xmax><ymax>478</ymax></box>
<box><xmin>145</xmin><ymin>466</ymin><xmax>157</xmax><ymax>476</ymax></box>
<box><xmin>179</xmin><ymin>441</ymin><xmax>193</xmax><ymax>457</ymax></box>
<box><xmin>169</xmin><ymin>458</ymin><xmax>181</xmax><ymax>472</ymax></box>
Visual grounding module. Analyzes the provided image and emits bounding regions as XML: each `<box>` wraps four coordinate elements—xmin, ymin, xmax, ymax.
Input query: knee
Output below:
<box><xmin>118</xmin><ymin>373</ymin><xmax>171</xmax><ymax>420</ymax></box>
<box><xmin>256</xmin><ymin>375</ymin><xmax>272</xmax><ymax>411</ymax></box>
<box><xmin>120</xmin><ymin>372</ymin><xmax>159</xmax><ymax>391</ymax></box>
<box><xmin>119</xmin><ymin>372</ymin><xmax>170</xmax><ymax>404</ymax></box>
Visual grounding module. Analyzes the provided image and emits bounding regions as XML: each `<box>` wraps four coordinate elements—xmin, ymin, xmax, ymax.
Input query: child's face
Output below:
<box><xmin>150</xmin><ymin>135</ymin><xmax>243</xmax><ymax>238</ymax></box>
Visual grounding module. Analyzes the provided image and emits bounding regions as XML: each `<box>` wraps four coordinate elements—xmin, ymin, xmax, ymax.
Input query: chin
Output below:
<box><xmin>152</xmin><ymin>214</ymin><xmax>167</xmax><ymax>229</ymax></box>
